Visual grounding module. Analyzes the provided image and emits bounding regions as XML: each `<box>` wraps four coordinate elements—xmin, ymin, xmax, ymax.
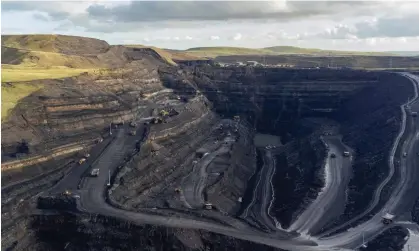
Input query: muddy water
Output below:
<box><xmin>253</xmin><ymin>133</ymin><xmax>281</xmax><ymax>148</ymax></box>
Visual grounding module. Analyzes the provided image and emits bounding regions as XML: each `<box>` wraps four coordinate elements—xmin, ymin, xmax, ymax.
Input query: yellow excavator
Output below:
<box><xmin>160</xmin><ymin>110</ymin><xmax>169</xmax><ymax>116</ymax></box>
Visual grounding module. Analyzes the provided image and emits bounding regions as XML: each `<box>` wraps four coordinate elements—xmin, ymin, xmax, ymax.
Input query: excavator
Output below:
<box><xmin>160</xmin><ymin>110</ymin><xmax>169</xmax><ymax>117</ymax></box>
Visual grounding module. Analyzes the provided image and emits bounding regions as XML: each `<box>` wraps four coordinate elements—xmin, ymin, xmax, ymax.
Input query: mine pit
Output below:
<box><xmin>3</xmin><ymin>61</ymin><xmax>419</xmax><ymax>251</ymax></box>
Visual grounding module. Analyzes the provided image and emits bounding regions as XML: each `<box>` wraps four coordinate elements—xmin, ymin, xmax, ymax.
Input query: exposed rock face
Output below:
<box><xmin>1</xmin><ymin>48</ymin><xmax>170</xmax><ymax>165</ymax></box>
<box><xmin>7</xmin><ymin>213</ymin><xmax>282</xmax><ymax>251</ymax></box>
<box><xmin>215</xmin><ymin>54</ymin><xmax>419</xmax><ymax>69</ymax></box>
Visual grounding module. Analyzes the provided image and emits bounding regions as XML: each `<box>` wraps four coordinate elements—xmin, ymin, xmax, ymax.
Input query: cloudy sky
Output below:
<box><xmin>2</xmin><ymin>0</ymin><xmax>419</xmax><ymax>51</ymax></box>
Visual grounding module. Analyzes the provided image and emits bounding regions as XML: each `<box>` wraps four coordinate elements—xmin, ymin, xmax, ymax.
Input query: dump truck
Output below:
<box><xmin>204</xmin><ymin>203</ymin><xmax>213</xmax><ymax>210</ymax></box>
<box><xmin>78</xmin><ymin>158</ymin><xmax>86</xmax><ymax>165</ymax></box>
<box><xmin>403</xmin><ymin>152</ymin><xmax>407</xmax><ymax>157</ymax></box>
<box><xmin>130</xmin><ymin>121</ymin><xmax>137</xmax><ymax>127</ymax></box>
<box><xmin>96</xmin><ymin>138</ymin><xmax>103</xmax><ymax>143</ymax></box>
<box><xmin>84</xmin><ymin>153</ymin><xmax>90</xmax><ymax>158</ymax></box>
<box><xmin>90</xmin><ymin>169</ymin><xmax>100</xmax><ymax>177</ymax></box>
<box><xmin>382</xmin><ymin>213</ymin><xmax>395</xmax><ymax>224</ymax></box>
<box><xmin>411</xmin><ymin>111</ymin><xmax>417</xmax><ymax>117</ymax></box>
<box><xmin>343</xmin><ymin>151</ymin><xmax>350</xmax><ymax>157</ymax></box>
<box><xmin>130</xmin><ymin>130</ymin><xmax>137</xmax><ymax>136</ymax></box>
<box><xmin>63</xmin><ymin>190</ymin><xmax>72</xmax><ymax>196</ymax></box>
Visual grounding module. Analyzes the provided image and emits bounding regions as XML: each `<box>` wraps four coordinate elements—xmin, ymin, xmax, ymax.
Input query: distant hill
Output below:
<box><xmin>385</xmin><ymin>51</ymin><xmax>419</xmax><ymax>56</ymax></box>
<box><xmin>182</xmin><ymin>46</ymin><xmax>394</xmax><ymax>58</ymax></box>
<box><xmin>184</xmin><ymin>47</ymin><xmax>273</xmax><ymax>58</ymax></box>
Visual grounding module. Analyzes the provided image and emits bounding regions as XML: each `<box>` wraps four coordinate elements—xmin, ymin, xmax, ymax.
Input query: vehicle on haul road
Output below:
<box><xmin>204</xmin><ymin>203</ymin><xmax>213</xmax><ymax>210</ymax></box>
<box><xmin>90</xmin><ymin>168</ymin><xmax>100</xmax><ymax>177</ymax></box>
<box><xmin>411</xmin><ymin>111</ymin><xmax>417</xmax><ymax>117</ymax></box>
<box><xmin>330</xmin><ymin>153</ymin><xmax>336</xmax><ymax>158</ymax></box>
<box><xmin>343</xmin><ymin>151</ymin><xmax>350</xmax><ymax>157</ymax></box>
<box><xmin>382</xmin><ymin>213</ymin><xmax>395</xmax><ymax>224</ymax></box>
<box><xmin>78</xmin><ymin>158</ymin><xmax>87</xmax><ymax>165</ymax></box>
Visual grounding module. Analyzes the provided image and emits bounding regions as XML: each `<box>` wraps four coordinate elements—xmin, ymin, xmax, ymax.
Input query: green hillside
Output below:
<box><xmin>183</xmin><ymin>46</ymin><xmax>394</xmax><ymax>58</ymax></box>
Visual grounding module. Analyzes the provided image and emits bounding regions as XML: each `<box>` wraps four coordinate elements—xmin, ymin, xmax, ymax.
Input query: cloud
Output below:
<box><xmin>304</xmin><ymin>13</ymin><xmax>419</xmax><ymax>41</ymax></box>
<box><xmin>210</xmin><ymin>35</ymin><xmax>220</xmax><ymax>40</ymax></box>
<box><xmin>354</xmin><ymin>15</ymin><xmax>419</xmax><ymax>38</ymax></box>
<box><xmin>1</xmin><ymin>1</ymin><xmax>394</xmax><ymax>33</ymax></box>
<box><xmin>233</xmin><ymin>33</ymin><xmax>242</xmax><ymax>41</ymax></box>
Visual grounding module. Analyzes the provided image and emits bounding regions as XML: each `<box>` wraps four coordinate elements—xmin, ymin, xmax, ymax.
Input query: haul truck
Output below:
<box><xmin>382</xmin><ymin>213</ymin><xmax>395</xmax><ymax>224</ymax></box>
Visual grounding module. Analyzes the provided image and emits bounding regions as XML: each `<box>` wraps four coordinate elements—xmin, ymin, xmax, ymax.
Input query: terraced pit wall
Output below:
<box><xmin>192</xmin><ymin>67</ymin><xmax>413</xmax><ymax>230</ymax></box>
<box><xmin>215</xmin><ymin>55</ymin><xmax>419</xmax><ymax>69</ymax></box>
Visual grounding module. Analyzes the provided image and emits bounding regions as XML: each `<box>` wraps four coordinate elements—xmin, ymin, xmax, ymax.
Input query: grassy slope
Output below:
<box><xmin>185</xmin><ymin>46</ymin><xmax>273</xmax><ymax>58</ymax></box>
<box><xmin>184</xmin><ymin>46</ymin><xmax>394</xmax><ymax>58</ymax></box>
<box><xmin>1</xmin><ymin>35</ymin><xmax>107</xmax><ymax>120</ymax></box>
<box><xmin>2</xmin><ymin>82</ymin><xmax>44</xmax><ymax>120</ymax></box>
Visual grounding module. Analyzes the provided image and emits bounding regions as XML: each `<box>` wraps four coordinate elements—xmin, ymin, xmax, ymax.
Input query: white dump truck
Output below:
<box><xmin>90</xmin><ymin>168</ymin><xmax>100</xmax><ymax>177</ymax></box>
<box><xmin>343</xmin><ymin>151</ymin><xmax>350</xmax><ymax>157</ymax></box>
<box><xmin>204</xmin><ymin>203</ymin><xmax>213</xmax><ymax>210</ymax></box>
<box><xmin>382</xmin><ymin>213</ymin><xmax>395</xmax><ymax>224</ymax></box>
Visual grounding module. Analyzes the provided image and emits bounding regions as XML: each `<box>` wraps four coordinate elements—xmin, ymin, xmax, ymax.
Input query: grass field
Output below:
<box><xmin>185</xmin><ymin>47</ymin><xmax>273</xmax><ymax>58</ymax></box>
<box><xmin>1</xmin><ymin>82</ymin><xmax>44</xmax><ymax>120</ymax></box>
<box><xmin>183</xmin><ymin>46</ymin><xmax>393</xmax><ymax>58</ymax></box>
<box><xmin>1</xmin><ymin>65</ymin><xmax>91</xmax><ymax>82</ymax></box>
<box><xmin>1</xmin><ymin>65</ymin><xmax>96</xmax><ymax>120</ymax></box>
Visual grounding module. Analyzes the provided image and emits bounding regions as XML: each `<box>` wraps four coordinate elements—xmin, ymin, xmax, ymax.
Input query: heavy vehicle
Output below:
<box><xmin>411</xmin><ymin>111</ymin><xmax>417</xmax><ymax>117</ymax></box>
<box><xmin>343</xmin><ymin>151</ymin><xmax>350</xmax><ymax>157</ymax></box>
<box><xmin>130</xmin><ymin>121</ymin><xmax>137</xmax><ymax>127</ymax></box>
<box><xmin>96</xmin><ymin>138</ymin><xmax>103</xmax><ymax>143</ymax></box>
<box><xmin>160</xmin><ymin>110</ymin><xmax>169</xmax><ymax>117</ymax></box>
<box><xmin>78</xmin><ymin>158</ymin><xmax>86</xmax><ymax>165</ymax></box>
<box><xmin>382</xmin><ymin>213</ymin><xmax>395</xmax><ymax>224</ymax></box>
<box><xmin>403</xmin><ymin>152</ymin><xmax>408</xmax><ymax>157</ymax></box>
<box><xmin>90</xmin><ymin>169</ymin><xmax>100</xmax><ymax>177</ymax></box>
<box><xmin>204</xmin><ymin>203</ymin><xmax>213</xmax><ymax>210</ymax></box>
<box><xmin>84</xmin><ymin>153</ymin><xmax>90</xmax><ymax>158</ymax></box>
<box><xmin>63</xmin><ymin>190</ymin><xmax>72</xmax><ymax>196</ymax></box>
<box><xmin>130</xmin><ymin>130</ymin><xmax>136</xmax><ymax>136</ymax></box>
<box><xmin>330</xmin><ymin>153</ymin><xmax>336</xmax><ymax>158</ymax></box>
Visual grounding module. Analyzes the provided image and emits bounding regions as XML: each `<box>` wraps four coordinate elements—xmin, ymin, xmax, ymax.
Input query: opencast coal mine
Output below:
<box><xmin>2</xmin><ymin>45</ymin><xmax>419</xmax><ymax>251</ymax></box>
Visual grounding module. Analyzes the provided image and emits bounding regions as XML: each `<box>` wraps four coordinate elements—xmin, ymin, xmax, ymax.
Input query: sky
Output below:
<box><xmin>2</xmin><ymin>0</ymin><xmax>419</xmax><ymax>51</ymax></box>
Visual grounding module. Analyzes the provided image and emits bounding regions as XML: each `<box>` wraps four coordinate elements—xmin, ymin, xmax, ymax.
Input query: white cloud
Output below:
<box><xmin>233</xmin><ymin>33</ymin><xmax>242</xmax><ymax>40</ymax></box>
<box><xmin>210</xmin><ymin>35</ymin><xmax>220</xmax><ymax>40</ymax></box>
<box><xmin>366</xmin><ymin>38</ymin><xmax>377</xmax><ymax>46</ymax></box>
